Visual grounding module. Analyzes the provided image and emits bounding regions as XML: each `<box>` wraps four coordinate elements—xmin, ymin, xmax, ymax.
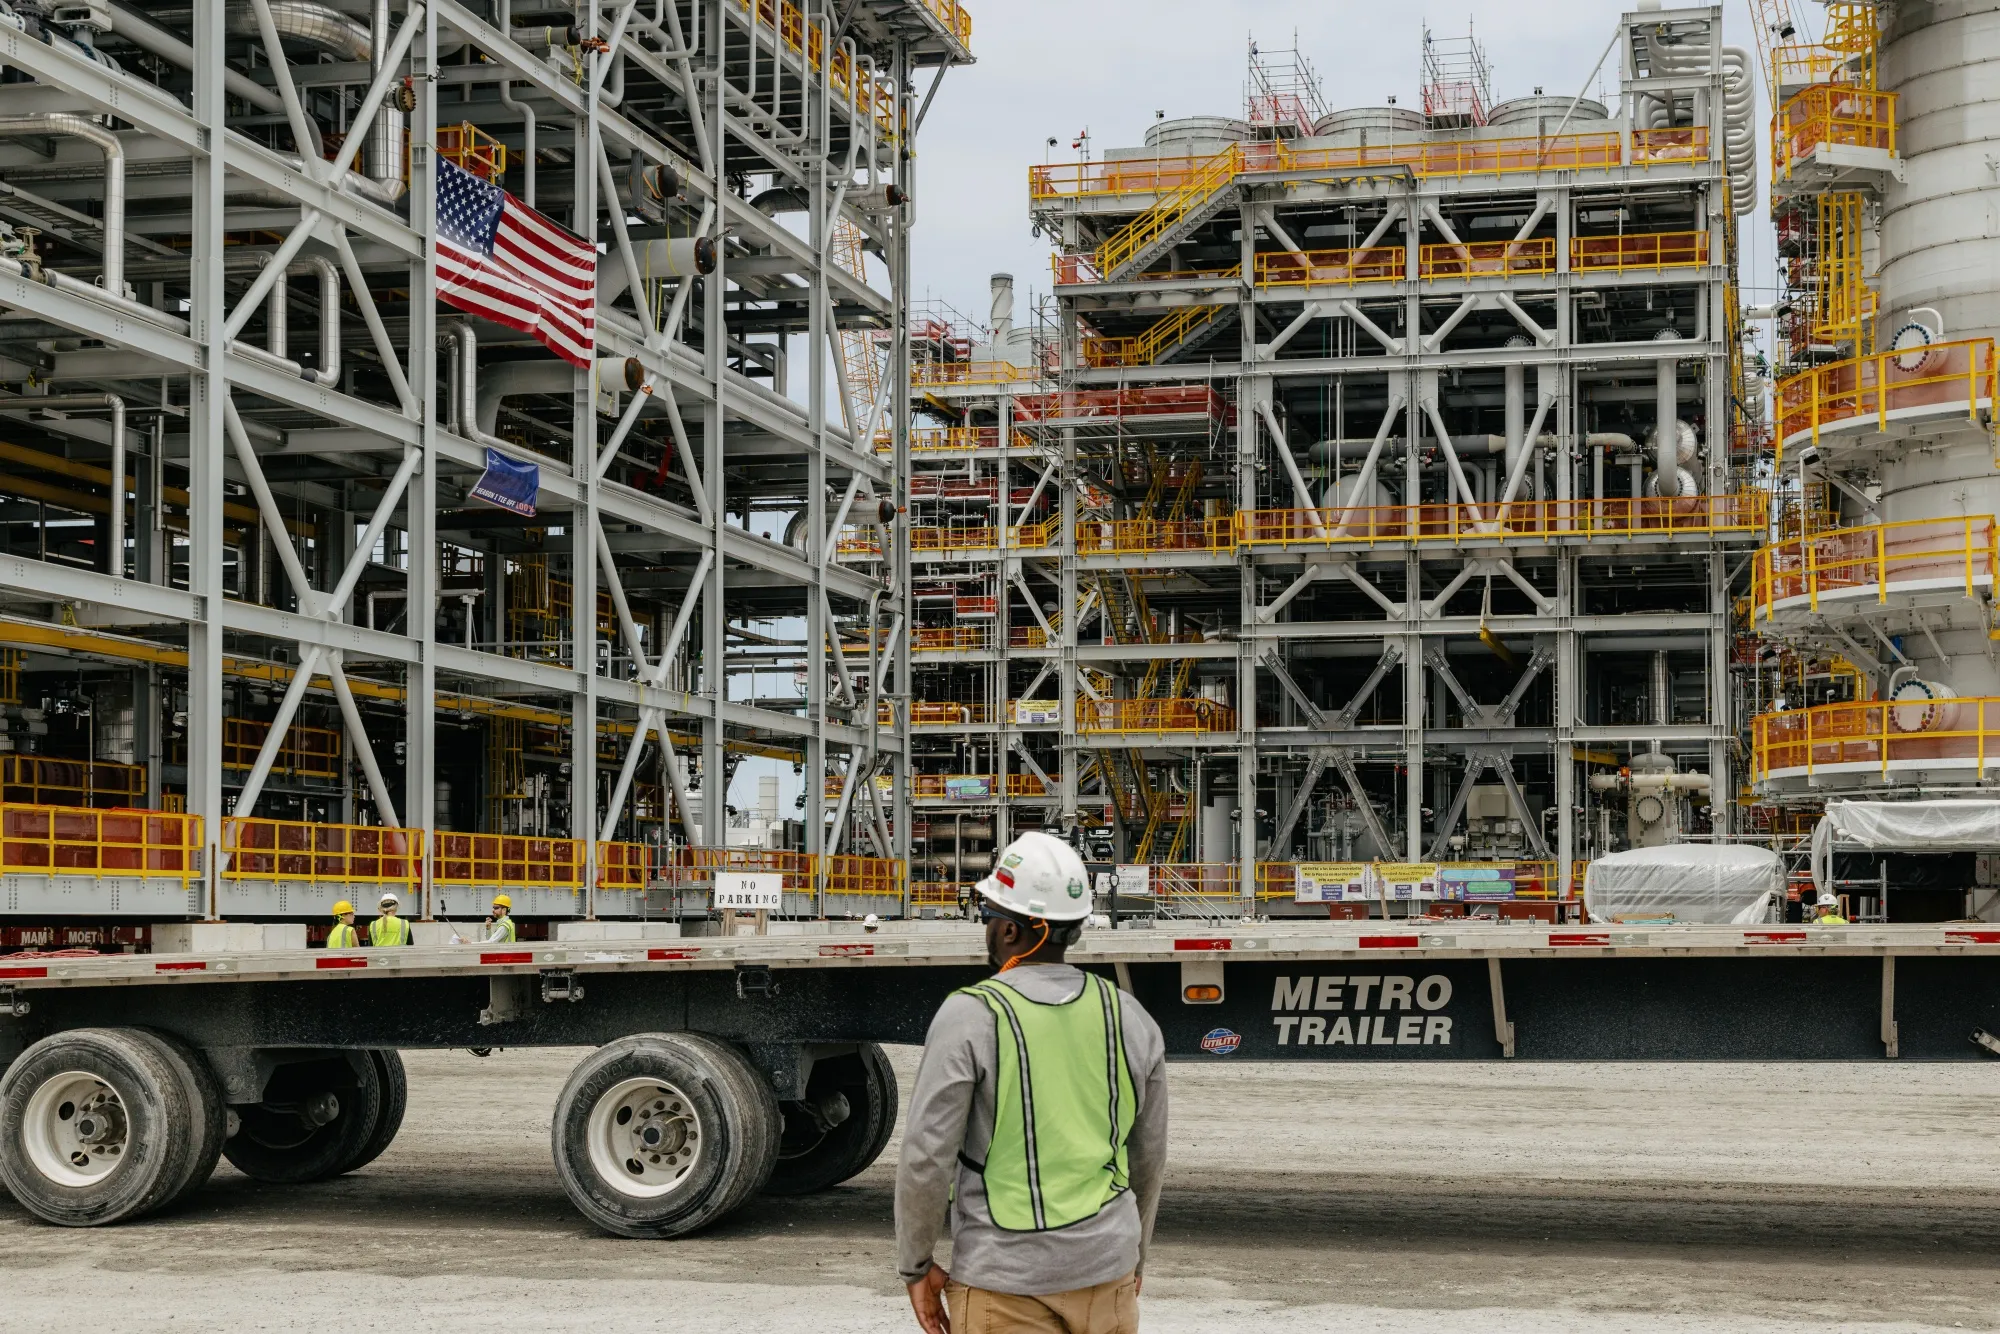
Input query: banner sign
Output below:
<box><xmin>1294</xmin><ymin>862</ymin><xmax>1371</xmax><ymax>903</ymax></box>
<box><xmin>1374</xmin><ymin>863</ymin><xmax>1440</xmax><ymax>901</ymax></box>
<box><xmin>470</xmin><ymin>447</ymin><xmax>540</xmax><ymax>516</ymax></box>
<box><xmin>1440</xmin><ymin>864</ymin><xmax>1518</xmax><ymax>901</ymax></box>
<box><xmin>1115</xmin><ymin>864</ymin><xmax>1152</xmax><ymax>897</ymax></box>
<box><xmin>944</xmin><ymin>776</ymin><xmax>993</xmax><ymax>800</ymax></box>
<box><xmin>1014</xmin><ymin>700</ymin><xmax>1061</xmax><ymax>725</ymax></box>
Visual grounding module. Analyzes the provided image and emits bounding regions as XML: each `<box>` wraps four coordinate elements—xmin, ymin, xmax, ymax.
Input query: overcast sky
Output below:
<box><xmin>907</xmin><ymin>0</ymin><xmax>1769</xmax><ymax>327</ymax></box>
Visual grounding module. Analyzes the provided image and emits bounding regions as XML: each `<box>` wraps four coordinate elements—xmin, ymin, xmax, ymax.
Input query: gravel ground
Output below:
<box><xmin>4</xmin><ymin>1047</ymin><xmax>2000</xmax><ymax>1332</ymax></box>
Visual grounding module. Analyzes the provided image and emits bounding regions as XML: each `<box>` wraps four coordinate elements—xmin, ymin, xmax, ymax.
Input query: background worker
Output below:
<box><xmin>1812</xmin><ymin>891</ymin><xmax>1850</xmax><ymax>925</ymax></box>
<box><xmin>897</xmin><ymin>831</ymin><xmax>1168</xmax><ymax>1334</ymax></box>
<box><xmin>370</xmin><ymin>892</ymin><xmax>414</xmax><ymax>946</ymax></box>
<box><xmin>483</xmin><ymin>894</ymin><xmax>516</xmax><ymax>943</ymax></box>
<box><xmin>327</xmin><ymin>900</ymin><xmax>360</xmax><ymax>949</ymax></box>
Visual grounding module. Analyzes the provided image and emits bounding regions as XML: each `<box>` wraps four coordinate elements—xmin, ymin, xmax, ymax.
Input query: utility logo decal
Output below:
<box><xmin>1199</xmin><ymin>1028</ymin><xmax>1242</xmax><ymax>1056</ymax></box>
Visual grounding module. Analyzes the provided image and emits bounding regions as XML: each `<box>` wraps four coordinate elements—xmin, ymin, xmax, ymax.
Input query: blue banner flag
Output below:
<box><xmin>470</xmin><ymin>447</ymin><xmax>539</xmax><ymax>517</ymax></box>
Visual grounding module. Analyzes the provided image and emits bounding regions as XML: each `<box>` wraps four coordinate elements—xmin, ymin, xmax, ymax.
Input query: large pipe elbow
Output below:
<box><xmin>0</xmin><ymin>115</ymin><xmax>123</xmax><ymax>298</ymax></box>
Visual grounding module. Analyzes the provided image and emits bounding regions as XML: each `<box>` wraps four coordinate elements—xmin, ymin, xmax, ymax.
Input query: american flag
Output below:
<box><xmin>436</xmin><ymin>159</ymin><xmax>596</xmax><ymax>368</ymax></box>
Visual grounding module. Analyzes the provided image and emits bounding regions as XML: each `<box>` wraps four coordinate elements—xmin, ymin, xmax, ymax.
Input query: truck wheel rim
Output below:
<box><xmin>21</xmin><ymin>1071</ymin><xmax>131</xmax><ymax>1188</ymax></box>
<box><xmin>588</xmin><ymin>1077</ymin><xmax>703</xmax><ymax>1199</ymax></box>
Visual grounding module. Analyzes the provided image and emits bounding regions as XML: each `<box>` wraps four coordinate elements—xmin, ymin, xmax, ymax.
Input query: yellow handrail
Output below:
<box><xmin>1236</xmin><ymin>493</ymin><xmax>1769</xmax><ymax>546</ymax></box>
<box><xmin>1750</xmin><ymin>516</ymin><xmax>2000</xmax><ymax>622</ymax></box>
<box><xmin>222</xmin><ymin>817</ymin><xmax>421</xmax><ymax>887</ymax></box>
<box><xmin>0</xmin><ymin>803</ymin><xmax>200</xmax><ymax>881</ymax></box>
<box><xmin>1753</xmin><ymin>696</ymin><xmax>2000</xmax><ymax>784</ymax></box>
<box><xmin>1775</xmin><ymin>338</ymin><xmax>1998</xmax><ymax>455</ymax></box>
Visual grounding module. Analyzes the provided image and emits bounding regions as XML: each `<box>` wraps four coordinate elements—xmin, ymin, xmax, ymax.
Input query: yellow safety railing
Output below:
<box><xmin>835</xmin><ymin>528</ymin><xmax>884</xmax><ymax>559</ymax></box>
<box><xmin>914</xmin><ymin>626</ymin><xmax>993</xmax><ymax>652</ymax></box>
<box><xmin>888</xmin><ymin>426</ymin><xmax>1034</xmax><ymax>454</ymax></box>
<box><xmin>0</xmin><ymin>755</ymin><xmax>146</xmax><ymax>806</ymax></box>
<box><xmin>737</xmin><ymin>0</ymin><xmax>913</xmax><ymax>142</ymax></box>
<box><xmin>1420</xmin><ymin>238</ymin><xmax>1556</xmax><ymax>281</ymax></box>
<box><xmin>1076</xmin><ymin>518</ymin><xmax>1234</xmax><ymax>555</ymax></box>
<box><xmin>663</xmin><ymin>847</ymin><xmax>815</xmax><ymax>892</ymax></box>
<box><xmin>909</xmin><ymin>360</ymin><xmax>1045</xmax><ymax>388</ymax></box>
<box><xmin>1571</xmin><ymin>230</ymin><xmax>1709</xmax><ymax>273</ymax></box>
<box><xmin>887</xmin><ymin>701</ymin><xmax>987</xmax><ymax>726</ymax></box>
<box><xmin>1235</xmin><ymin>493</ymin><xmax>1768</xmax><ymax>547</ymax></box>
<box><xmin>221</xmin><ymin>817</ymin><xmax>421</xmax><ymax>888</ymax></box>
<box><xmin>432</xmin><ymin>833</ymin><xmax>585</xmax><ymax>889</ymax></box>
<box><xmin>1751</xmin><ymin>516</ymin><xmax>1999</xmax><ymax>621</ymax></box>
<box><xmin>910</xmin><ymin>520</ymin><xmax>1056</xmax><ymax>554</ymax></box>
<box><xmin>1773</xmin><ymin>85</ymin><xmax>1897</xmax><ymax>176</ymax></box>
<box><xmin>219</xmin><ymin>719</ymin><xmax>342</xmax><ymax>779</ymax></box>
<box><xmin>1095</xmin><ymin>144</ymin><xmax>1245</xmax><ymax>278</ymax></box>
<box><xmin>1753</xmin><ymin>697</ymin><xmax>2000</xmax><ymax>784</ymax></box>
<box><xmin>1080</xmin><ymin>698</ymin><xmax>1237</xmax><ymax>735</ymax></box>
<box><xmin>1081</xmin><ymin>304</ymin><xmax>1225</xmax><ymax>368</ymax></box>
<box><xmin>824</xmin><ymin>853</ymin><xmax>906</xmax><ymax>901</ymax></box>
<box><xmin>1254</xmin><ymin>246</ymin><xmax>1407</xmax><ymax>289</ymax></box>
<box><xmin>595</xmin><ymin>841</ymin><xmax>653</xmax><ymax>891</ymax></box>
<box><xmin>0</xmin><ymin>804</ymin><xmax>201</xmax><ymax>881</ymax></box>
<box><xmin>915</xmin><ymin>0</ymin><xmax>972</xmax><ymax>43</ymax></box>
<box><xmin>909</xmin><ymin>881</ymin><xmax>966</xmax><ymax>907</ymax></box>
<box><xmin>1776</xmin><ymin>338</ymin><xmax>1998</xmax><ymax>454</ymax></box>
<box><xmin>1053</xmin><ymin>254</ymin><xmax>1240</xmax><ymax>286</ymax></box>
<box><xmin>1030</xmin><ymin>128</ymin><xmax>1707</xmax><ymax>201</ymax></box>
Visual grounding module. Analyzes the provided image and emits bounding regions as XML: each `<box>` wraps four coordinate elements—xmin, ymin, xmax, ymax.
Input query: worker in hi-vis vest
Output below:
<box><xmin>369</xmin><ymin>893</ymin><xmax>414</xmax><ymax>946</ymax></box>
<box><xmin>1812</xmin><ymin>890</ymin><xmax>1850</xmax><ymax>925</ymax></box>
<box><xmin>897</xmin><ymin>831</ymin><xmax>1168</xmax><ymax>1334</ymax></box>
<box><xmin>327</xmin><ymin>901</ymin><xmax>360</xmax><ymax>949</ymax></box>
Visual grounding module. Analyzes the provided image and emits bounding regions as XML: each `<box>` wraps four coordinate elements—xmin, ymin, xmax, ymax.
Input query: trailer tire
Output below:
<box><xmin>551</xmin><ymin>1033</ymin><xmax>777</xmax><ymax>1239</ymax></box>
<box><xmin>765</xmin><ymin>1043</ymin><xmax>899</xmax><ymax>1196</ymax></box>
<box><xmin>129</xmin><ymin>1030</ymin><xmax>227</xmax><ymax>1211</ymax></box>
<box><xmin>0</xmin><ymin>1027</ymin><xmax>200</xmax><ymax>1226</ymax></box>
<box><xmin>221</xmin><ymin>1051</ymin><xmax>383</xmax><ymax>1185</ymax></box>
<box><xmin>340</xmin><ymin>1051</ymin><xmax>407</xmax><ymax>1175</ymax></box>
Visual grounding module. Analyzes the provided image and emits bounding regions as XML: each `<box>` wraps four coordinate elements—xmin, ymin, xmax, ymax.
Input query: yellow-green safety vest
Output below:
<box><xmin>370</xmin><ymin>915</ymin><xmax>413</xmax><ymax>946</ymax></box>
<box><xmin>328</xmin><ymin>922</ymin><xmax>360</xmax><ymax>949</ymax></box>
<box><xmin>959</xmin><ymin>972</ymin><xmax>1137</xmax><ymax>1233</ymax></box>
<box><xmin>490</xmin><ymin>915</ymin><xmax>516</xmax><ymax>943</ymax></box>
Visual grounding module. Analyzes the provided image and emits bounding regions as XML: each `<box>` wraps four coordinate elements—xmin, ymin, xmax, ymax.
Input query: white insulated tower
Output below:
<box><xmin>1755</xmin><ymin>0</ymin><xmax>2000</xmax><ymax>795</ymax></box>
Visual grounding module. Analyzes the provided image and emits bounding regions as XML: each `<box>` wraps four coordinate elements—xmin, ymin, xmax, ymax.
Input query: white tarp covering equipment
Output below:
<box><xmin>1583</xmin><ymin>844</ymin><xmax>1782</xmax><ymax>924</ymax></box>
<box><xmin>1811</xmin><ymin>800</ymin><xmax>2000</xmax><ymax>892</ymax></box>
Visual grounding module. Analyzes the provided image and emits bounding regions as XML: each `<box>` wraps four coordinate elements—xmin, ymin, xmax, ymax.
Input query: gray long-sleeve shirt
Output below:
<box><xmin>895</xmin><ymin>962</ymin><xmax>1168</xmax><ymax>1296</ymax></box>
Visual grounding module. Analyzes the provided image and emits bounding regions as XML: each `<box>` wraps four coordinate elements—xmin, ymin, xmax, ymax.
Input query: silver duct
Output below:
<box><xmin>224</xmin><ymin>1</ymin><xmax>371</xmax><ymax>61</ymax></box>
<box><xmin>368</xmin><ymin>0</ymin><xmax>406</xmax><ymax>193</ymax></box>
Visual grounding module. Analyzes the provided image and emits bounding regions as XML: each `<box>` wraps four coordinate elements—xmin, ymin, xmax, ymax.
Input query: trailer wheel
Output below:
<box><xmin>221</xmin><ymin>1052</ymin><xmax>383</xmax><ymax>1185</ymax></box>
<box><xmin>551</xmin><ymin>1034</ymin><xmax>778</xmax><ymax>1239</ymax></box>
<box><xmin>0</xmin><ymin>1028</ymin><xmax>200</xmax><ymax>1226</ymax></box>
<box><xmin>765</xmin><ymin>1043</ymin><xmax>899</xmax><ymax>1196</ymax></box>
<box><xmin>340</xmin><ymin>1051</ymin><xmax>407</xmax><ymax>1175</ymax></box>
<box><xmin>130</xmin><ymin>1030</ymin><xmax>227</xmax><ymax>1211</ymax></box>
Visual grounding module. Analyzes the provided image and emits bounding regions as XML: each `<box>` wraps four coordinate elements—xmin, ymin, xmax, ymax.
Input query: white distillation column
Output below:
<box><xmin>1872</xmin><ymin>0</ymin><xmax>2000</xmax><ymax>696</ymax></box>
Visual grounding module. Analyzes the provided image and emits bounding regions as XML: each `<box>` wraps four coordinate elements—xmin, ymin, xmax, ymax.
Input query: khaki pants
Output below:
<box><xmin>944</xmin><ymin>1274</ymin><xmax>1139</xmax><ymax>1334</ymax></box>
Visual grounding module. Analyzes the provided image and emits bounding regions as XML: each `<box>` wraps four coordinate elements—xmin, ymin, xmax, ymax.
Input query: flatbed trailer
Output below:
<box><xmin>3</xmin><ymin>922</ymin><xmax>1999</xmax><ymax>1236</ymax></box>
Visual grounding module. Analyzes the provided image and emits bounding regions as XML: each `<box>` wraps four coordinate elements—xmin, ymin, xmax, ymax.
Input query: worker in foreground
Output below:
<box><xmin>897</xmin><ymin>831</ymin><xmax>1168</xmax><ymax>1334</ymax></box>
<box><xmin>370</xmin><ymin>892</ymin><xmax>414</xmax><ymax>946</ymax></box>
<box><xmin>1812</xmin><ymin>891</ymin><xmax>1850</xmax><ymax>925</ymax></box>
<box><xmin>483</xmin><ymin>894</ymin><xmax>517</xmax><ymax>943</ymax></box>
<box><xmin>327</xmin><ymin>900</ymin><xmax>360</xmax><ymax>949</ymax></box>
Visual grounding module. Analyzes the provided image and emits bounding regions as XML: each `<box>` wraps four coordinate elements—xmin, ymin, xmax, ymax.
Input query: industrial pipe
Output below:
<box><xmin>1656</xmin><ymin>358</ymin><xmax>1682</xmax><ymax>498</ymax></box>
<box><xmin>0</xmin><ymin>115</ymin><xmax>122</xmax><ymax>299</ymax></box>
<box><xmin>101</xmin><ymin>2</ymin><xmax>296</xmax><ymax>128</ymax></box>
<box><xmin>224</xmin><ymin>1</ymin><xmax>371</xmax><ymax>61</ymax></box>
<box><xmin>442</xmin><ymin>321</ymin><xmax>514</xmax><ymax>450</ymax></box>
<box><xmin>367</xmin><ymin>0</ymin><xmax>406</xmax><ymax>194</ymax></box>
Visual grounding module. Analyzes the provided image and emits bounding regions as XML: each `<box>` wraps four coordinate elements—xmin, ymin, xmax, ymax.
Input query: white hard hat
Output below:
<box><xmin>976</xmin><ymin>831</ymin><xmax>1093</xmax><ymax>923</ymax></box>
<box><xmin>1815</xmin><ymin>891</ymin><xmax>1838</xmax><ymax>908</ymax></box>
<box><xmin>378</xmin><ymin>893</ymin><xmax>400</xmax><ymax>908</ymax></box>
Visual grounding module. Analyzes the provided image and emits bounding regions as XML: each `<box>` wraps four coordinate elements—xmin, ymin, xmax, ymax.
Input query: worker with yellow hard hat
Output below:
<box><xmin>370</xmin><ymin>892</ymin><xmax>414</xmax><ymax>946</ymax></box>
<box><xmin>482</xmin><ymin>894</ymin><xmax>517</xmax><ymax>944</ymax></box>
<box><xmin>328</xmin><ymin>901</ymin><xmax>360</xmax><ymax>949</ymax></box>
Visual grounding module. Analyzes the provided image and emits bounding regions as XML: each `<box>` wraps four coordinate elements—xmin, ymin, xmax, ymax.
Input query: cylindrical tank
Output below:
<box><xmin>1310</xmin><ymin>106</ymin><xmax>1427</xmax><ymax>146</ymax></box>
<box><xmin>1872</xmin><ymin>1</ymin><xmax>2000</xmax><ymax>695</ymax></box>
<box><xmin>1879</xmin><ymin>1</ymin><xmax>2000</xmax><ymax>344</ymax></box>
<box><xmin>434</xmin><ymin>779</ymin><xmax>452</xmax><ymax>831</ymax></box>
<box><xmin>1143</xmin><ymin>116</ymin><xmax>1250</xmax><ymax>157</ymax></box>
<box><xmin>1486</xmin><ymin>96</ymin><xmax>1608</xmax><ymax>128</ymax></box>
<box><xmin>1199</xmin><ymin>794</ymin><xmax>1237</xmax><ymax>864</ymax></box>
